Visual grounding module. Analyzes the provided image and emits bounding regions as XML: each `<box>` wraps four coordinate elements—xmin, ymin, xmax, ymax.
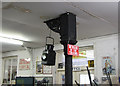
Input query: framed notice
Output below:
<box><xmin>19</xmin><ymin>58</ymin><xmax>30</xmax><ymax>70</ymax></box>
<box><xmin>36</xmin><ymin>61</ymin><xmax>43</xmax><ymax>74</ymax></box>
<box><xmin>88</xmin><ymin>60</ymin><xmax>94</xmax><ymax>67</ymax></box>
<box><xmin>43</xmin><ymin>65</ymin><xmax>52</xmax><ymax>74</ymax></box>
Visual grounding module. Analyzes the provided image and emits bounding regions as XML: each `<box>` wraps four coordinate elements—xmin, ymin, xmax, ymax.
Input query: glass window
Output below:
<box><xmin>3</xmin><ymin>57</ymin><xmax>17</xmax><ymax>85</ymax></box>
<box><xmin>61</xmin><ymin>46</ymin><xmax>94</xmax><ymax>66</ymax></box>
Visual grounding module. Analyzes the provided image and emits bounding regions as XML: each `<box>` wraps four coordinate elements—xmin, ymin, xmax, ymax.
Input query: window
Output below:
<box><xmin>3</xmin><ymin>56</ymin><xmax>17</xmax><ymax>85</ymax></box>
<box><xmin>73</xmin><ymin>46</ymin><xmax>94</xmax><ymax>66</ymax></box>
<box><xmin>80</xmin><ymin>74</ymin><xmax>94</xmax><ymax>84</ymax></box>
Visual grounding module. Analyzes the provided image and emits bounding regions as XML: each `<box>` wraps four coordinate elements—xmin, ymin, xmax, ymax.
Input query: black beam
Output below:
<box><xmin>64</xmin><ymin>44</ymin><xmax>73</xmax><ymax>86</ymax></box>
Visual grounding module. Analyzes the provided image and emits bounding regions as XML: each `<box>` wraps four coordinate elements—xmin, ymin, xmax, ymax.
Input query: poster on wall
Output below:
<box><xmin>102</xmin><ymin>56</ymin><xmax>116</xmax><ymax>75</ymax></box>
<box><xmin>88</xmin><ymin>60</ymin><xmax>94</xmax><ymax>67</ymax></box>
<box><xmin>19</xmin><ymin>58</ymin><xmax>30</xmax><ymax>70</ymax></box>
<box><xmin>43</xmin><ymin>65</ymin><xmax>52</xmax><ymax>74</ymax></box>
<box><xmin>36</xmin><ymin>61</ymin><xmax>43</xmax><ymax>74</ymax></box>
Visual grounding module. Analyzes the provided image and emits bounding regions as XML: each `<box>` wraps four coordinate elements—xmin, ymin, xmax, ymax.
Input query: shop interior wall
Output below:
<box><xmin>1</xmin><ymin>34</ymin><xmax>118</xmax><ymax>84</ymax></box>
<box><xmin>55</xmin><ymin>51</ymin><xmax>94</xmax><ymax>84</ymax></box>
<box><xmin>94</xmin><ymin>34</ymin><xmax>118</xmax><ymax>84</ymax></box>
<box><xmin>2</xmin><ymin>50</ymin><xmax>34</xmax><ymax>77</ymax></box>
<box><xmin>76</xmin><ymin>34</ymin><xmax>118</xmax><ymax>84</ymax></box>
<box><xmin>33</xmin><ymin>45</ymin><xmax>63</xmax><ymax>84</ymax></box>
<box><xmin>33</xmin><ymin>34</ymin><xmax>118</xmax><ymax>84</ymax></box>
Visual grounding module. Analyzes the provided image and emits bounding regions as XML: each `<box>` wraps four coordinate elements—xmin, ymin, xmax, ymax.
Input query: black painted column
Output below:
<box><xmin>64</xmin><ymin>44</ymin><xmax>73</xmax><ymax>86</ymax></box>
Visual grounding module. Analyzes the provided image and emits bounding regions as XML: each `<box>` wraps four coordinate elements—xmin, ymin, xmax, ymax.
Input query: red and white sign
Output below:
<box><xmin>19</xmin><ymin>58</ymin><xmax>30</xmax><ymax>70</ymax></box>
<box><xmin>67</xmin><ymin>44</ymin><xmax>79</xmax><ymax>56</ymax></box>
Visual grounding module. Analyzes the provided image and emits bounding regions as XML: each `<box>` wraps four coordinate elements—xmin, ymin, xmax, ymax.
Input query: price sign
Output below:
<box><xmin>67</xmin><ymin>44</ymin><xmax>79</xmax><ymax>56</ymax></box>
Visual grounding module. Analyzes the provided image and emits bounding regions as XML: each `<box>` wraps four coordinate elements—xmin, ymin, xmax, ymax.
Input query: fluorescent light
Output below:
<box><xmin>0</xmin><ymin>33</ymin><xmax>29</xmax><ymax>41</ymax></box>
<box><xmin>0</xmin><ymin>37</ymin><xmax>23</xmax><ymax>45</ymax></box>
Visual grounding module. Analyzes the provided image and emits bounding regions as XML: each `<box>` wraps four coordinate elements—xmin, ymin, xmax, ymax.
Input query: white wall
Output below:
<box><xmin>76</xmin><ymin>34</ymin><xmax>118</xmax><ymax>84</ymax></box>
<box><xmin>94</xmin><ymin>35</ymin><xmax>118</xmax><ymax>84</ymax></box>
<box><xmin>1</xmin><ymin>34</ymin><xmax>118</xmax><ymax>84</ymax></box>
<box><xmin>33</xmin><ymin>34</ymin><xmax>118</xmax><ymax>84</ymax></box>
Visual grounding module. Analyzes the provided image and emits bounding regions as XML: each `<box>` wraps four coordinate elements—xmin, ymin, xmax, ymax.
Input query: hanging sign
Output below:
<box><xmin>67</xmin><ymin>44</ymin><xmax>79</xmax><ymax>56</ymax></box>
<box><xmin>19</xmin><ymin>58</ymin><xmax>30</xmax><ymax>70</ymax></box>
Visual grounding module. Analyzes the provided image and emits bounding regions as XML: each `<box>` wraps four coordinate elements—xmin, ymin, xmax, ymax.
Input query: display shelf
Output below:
<box><xmin>57</xmin><ymin>67</ymin><xmax>94</xmax><ymax>71</ymax></box>
<box><xmin>57</xmin><ymin>68</ymin><xmax>65</xmax><ymax>71</ymax></box>
<box><xmin>34</xmin><ymin>75</ymin><xmax>53</xmax><ymax>77</ymax></box>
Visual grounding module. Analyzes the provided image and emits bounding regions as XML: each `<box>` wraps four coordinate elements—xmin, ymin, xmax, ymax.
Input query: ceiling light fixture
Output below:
<box><xmin>0</xmin><ymin>33</ymin><xmax>28</xmax><ymax>41</ymax></box>
<box><xmin>0</xmin><ymin>37</ymin><xmax>23</xmax><ymax>45</ymax></box>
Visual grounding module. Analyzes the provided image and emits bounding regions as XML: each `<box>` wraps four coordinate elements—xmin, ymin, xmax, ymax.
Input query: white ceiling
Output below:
<box><xmin>2</xmin><ymin>2</ymin><xmax>118</xmax><ymax>52</ymax></box>
<box><xmin>2</xmin><ymin>0</ymin><xmax>120</xmax><ymax>2</ymax></box>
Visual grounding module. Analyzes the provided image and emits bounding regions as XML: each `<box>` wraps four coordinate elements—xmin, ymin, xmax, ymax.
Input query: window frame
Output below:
<box><xmin>2</xmin><ymin>56</ymin><xmax>18</xmax><ymax>85</ymax></box>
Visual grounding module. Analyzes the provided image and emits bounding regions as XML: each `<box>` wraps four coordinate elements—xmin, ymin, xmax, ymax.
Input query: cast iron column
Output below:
<box><xmin>64</xmin><ymin>44</ymin><xmax>73</xmax><ymax>86</ymax></box>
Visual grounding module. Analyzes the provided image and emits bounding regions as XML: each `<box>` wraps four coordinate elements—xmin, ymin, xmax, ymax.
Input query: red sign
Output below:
<box><xmin>19</xmin><ymin>58</ymin><xmax>30</xmax><ymax>70</ymax></box>
<box><xmin>67</xmin><ymin>44</ymin><xmax>79</xmax><ymax>56</ymax></box>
